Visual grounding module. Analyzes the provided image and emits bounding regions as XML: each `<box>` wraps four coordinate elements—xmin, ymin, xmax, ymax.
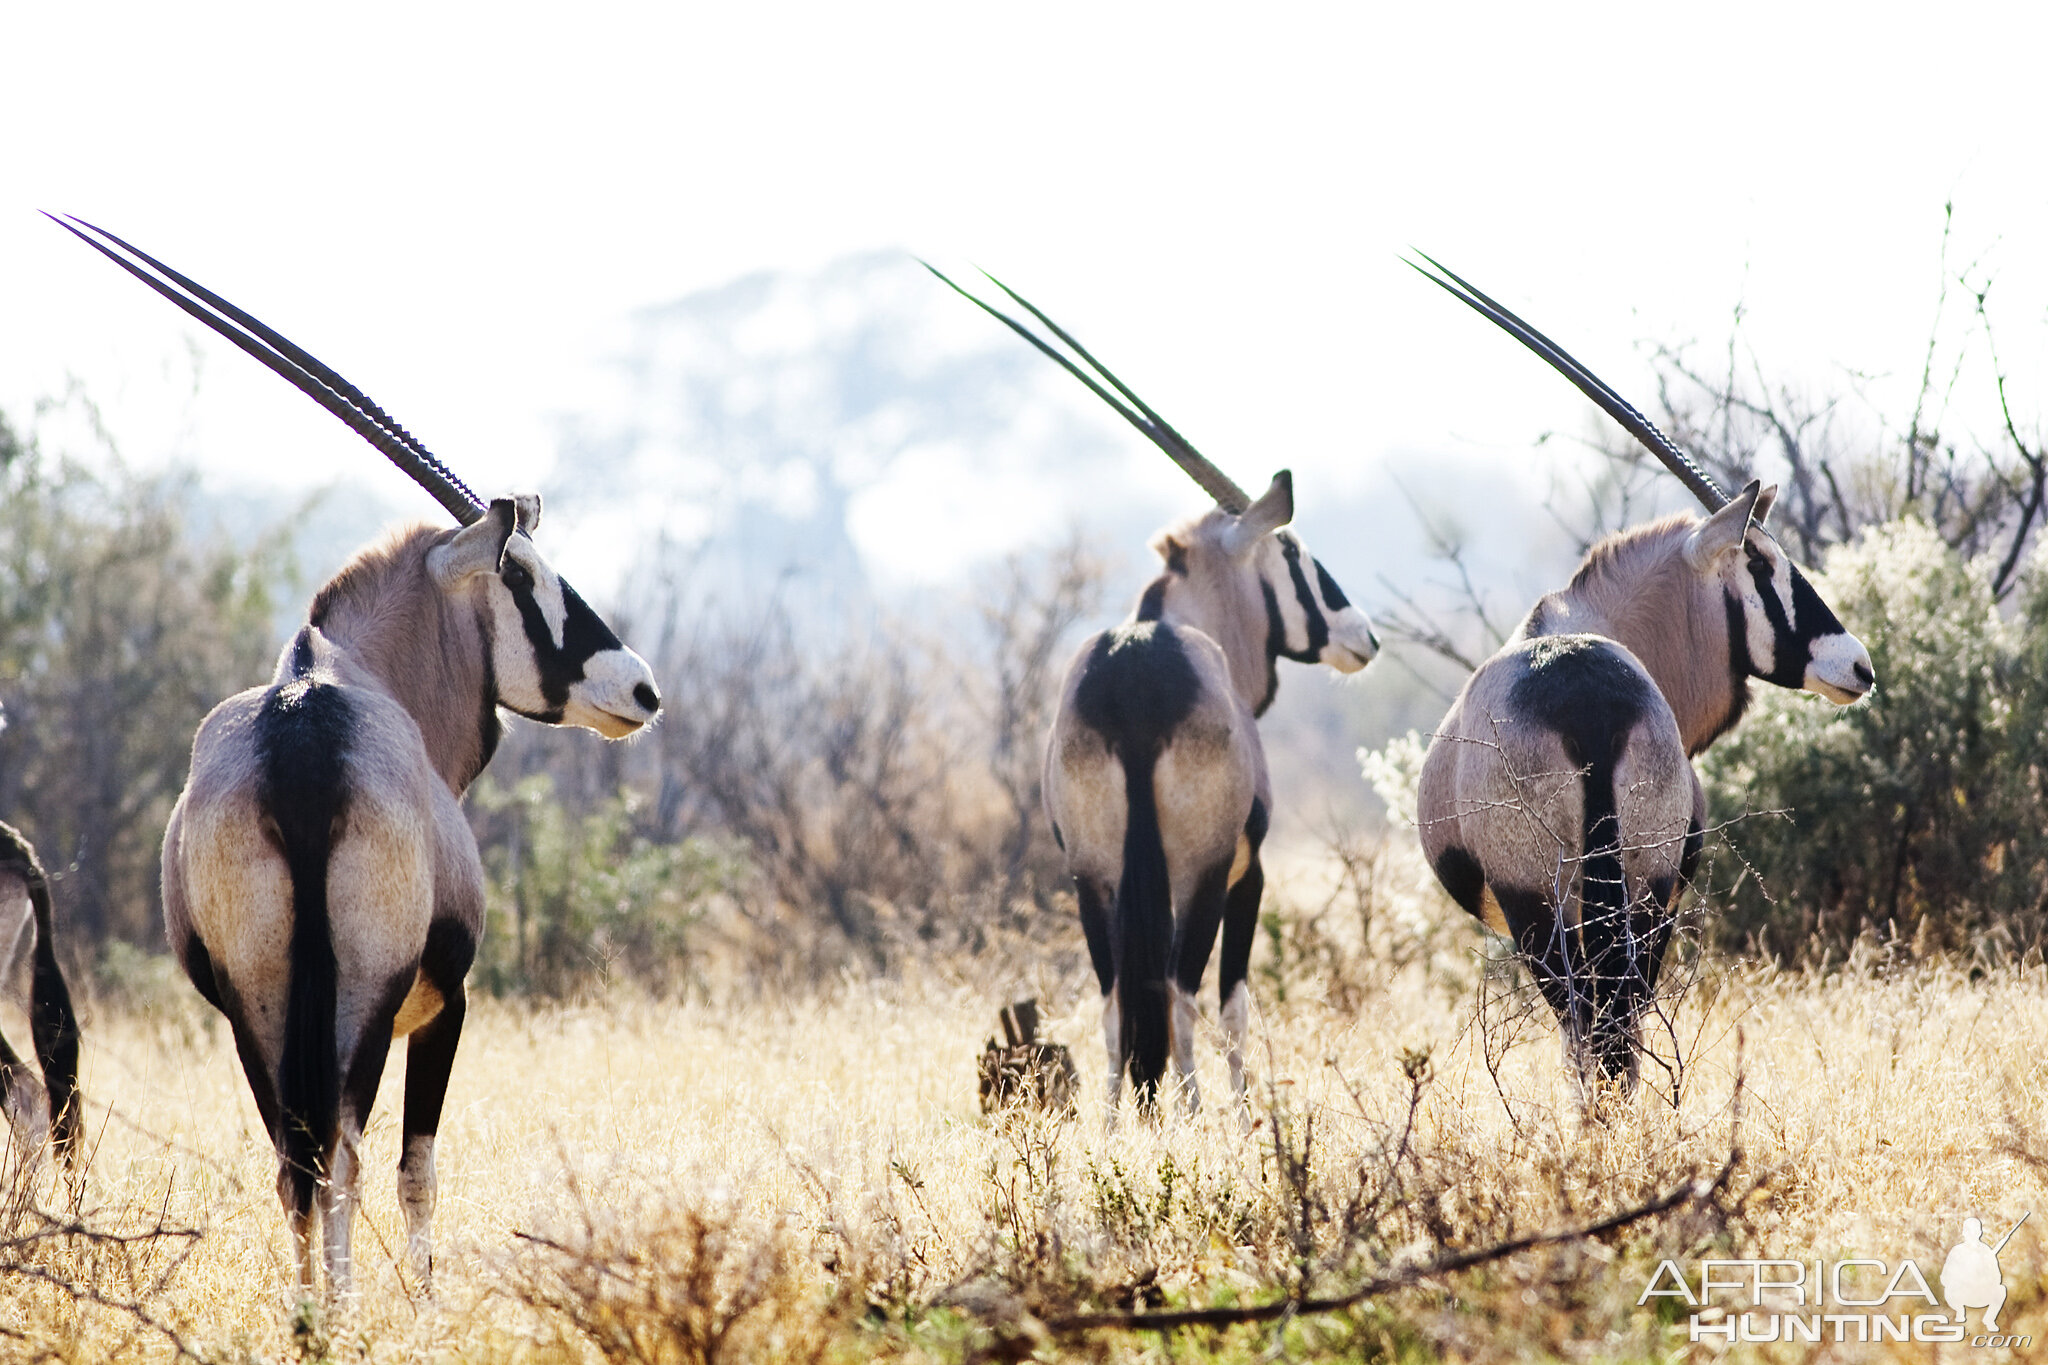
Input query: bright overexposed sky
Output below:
<box><xmin>3</xmin><ymin>4</ymin><xmax>2044</xmax><ymax>584</ymax></box>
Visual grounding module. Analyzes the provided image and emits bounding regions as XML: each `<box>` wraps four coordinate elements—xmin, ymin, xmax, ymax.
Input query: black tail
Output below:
<box><xmin>0</xmin><ymin>823</ymin><xmax>82</xmax><ymax>1165</ymax></box>
<box><xmin>260</xmin><ymin>675</ymin><xmax>350</xmax><ymax>1220</ymax></box>
<box><xmin>1115</xmin><ymin>751</ymin><xmax>1173</xmax><ymax>1106</ymax></box>
<box><xmin>1575</xmin><ymin>754</ymin><xmax>1636</xmax><ymax>1080</ymax></box>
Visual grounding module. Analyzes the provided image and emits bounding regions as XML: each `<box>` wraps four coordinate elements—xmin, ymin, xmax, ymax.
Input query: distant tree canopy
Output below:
<box><xmin>0</xmin><ymin>403</ymin><xmax>289</xmax><ymax>950</ymax></box>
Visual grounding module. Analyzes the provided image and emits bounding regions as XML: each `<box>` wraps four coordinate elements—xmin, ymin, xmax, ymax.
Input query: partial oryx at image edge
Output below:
<box><xmin>0</xmin><ymin>811</ymin><xmax>84</xmax><ymax>1173</ymax></box>
<box><xmin>49</xmin><ymin>216</ymin><xmax>661</xmax><ymax>1299</ymax></box>
<box><xmin>930</xmin><ymin>266</ymin><xmax>1379</xmax><ymax>1116</ymax></box>
<box><xmin>1409</xmin><ymin>255</ymin><xmax>1873</xmax><ymax>1094</ymax></box>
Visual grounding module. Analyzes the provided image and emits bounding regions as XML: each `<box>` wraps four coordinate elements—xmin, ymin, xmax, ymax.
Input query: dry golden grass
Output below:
<box><xmin>6</xmin><ymin>851</ymin><xmax>2048</xmax><ymax>1362</ymax></box>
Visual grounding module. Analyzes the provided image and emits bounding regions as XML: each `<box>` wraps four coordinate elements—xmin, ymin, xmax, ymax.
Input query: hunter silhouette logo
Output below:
<box><xmin>1943</xmin><ymin>1213</ymin><xmax>2027</xmax><ymax>1332</ymax></box>
<box><xmin>1641</xmin><ymin>1210</ymin><xmax>2034</xmax><ymax>1346</ymax></box>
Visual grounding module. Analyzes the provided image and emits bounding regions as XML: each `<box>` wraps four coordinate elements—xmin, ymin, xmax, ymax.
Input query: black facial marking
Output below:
<box><xmin>1743</xmin><ymin>543</ymin><xmax>1814</xmax><ymax>689</ymax></box>
<box><xmin>1312</xmin><ymin>558</ymin><xmax>1351</xmax><ymax>611</ymax></box>
<box><xmin>462</xmin><ymin>605</ymin><xmax>503</xmax><ymax>789</ymax></box>
<box><xmin>1163</xmin><ymin>539</ymin><xmax>1188</xmax><ymax>575</ymax></box>
<box><xmin>1702</xmin><ymin>590</ymin><xmax>1755</xmax><ymax>753</ymax></box>
<box><xmin>1257</xmin><ymin>582</ymin><xmax>1285</xmax><ymax>716</ymax></box>
<box><xmin>1275</xmin><ymin>537</ymin><xmax>1330</xmax><ymax>660</ymax></box>
<box><xmin>500</xmin><ymin>550</ymin><xmax>625</xmax><ymax>715</ymax></box>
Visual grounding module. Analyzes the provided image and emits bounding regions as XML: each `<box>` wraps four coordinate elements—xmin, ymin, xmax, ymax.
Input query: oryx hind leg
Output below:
<box><xmin>1216</xmin><ymin>799</ymin><xmax>1268</xmax><ymax>1113</ymax></box>
<box><xmin>1494</xmin><ymin>886</ymin><xmax>1594</xmax><ymax>1066</ymax></box>
<box><xmin>1072</xmin><ymin>876</ymin><xmax>1121</xmax><ymax>1116</ymax></box>
<box><xmin>394</xmin><ymin>790</ymin><xmax>482</xmax><ymax>1295</ymax></box>
<box><xmin>396</xmin><ymin>920</ymin><xmax>474</xmax><ymax>1295</ymax></box>
<box><xmin>1170</xmin><ymin>857</ymin><xmax>1235</xmax><ymax>1117</ymax></box>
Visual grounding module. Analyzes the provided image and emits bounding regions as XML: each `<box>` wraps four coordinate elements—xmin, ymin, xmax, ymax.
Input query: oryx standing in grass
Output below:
<box><xmin>1410</xmin><ymin>256</ymin><xmax>1872</xmax><ymax>1092</ymax></box>
<box><xmin>51</xmin><ymin>216</ymin><xmax>661</xmax><ymax>1298</ymax></box>
<box><xmin>931</xmin><ymin>268</ymin><xmax>1379</xmax><ymax>1114</ymax></box>
<box><xmin>0</xmin><ymin>817</ymin><xmax>83</xmax><ymax>1171</ymax></box>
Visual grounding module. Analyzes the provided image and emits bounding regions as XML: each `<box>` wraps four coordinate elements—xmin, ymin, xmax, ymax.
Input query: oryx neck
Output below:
<box><xmin>303</xmin><ymin>524</ymin><xmax>496</xmax><ymax>793</ymax></box>
<box><xmin>1520</xmin><ymin>512</ymin><xmax>1740</xmax><ymax>755</ymax></box>
<box><xmin>1131</xmin><ymin>571</ymin><xmax>1272</xmax><ymax>717</ymax></box>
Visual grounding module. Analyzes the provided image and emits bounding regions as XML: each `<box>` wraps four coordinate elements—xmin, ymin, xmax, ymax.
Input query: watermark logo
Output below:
<box><xmin>1640</xmin><ymin>1213</ymin><xmax>2031</xmax><ymax>1348</ymax></box>
<box><xmin>1941</xmin><ymin>1213</ymin><xmax>2026</xmax><ymax>1333</ymax></box>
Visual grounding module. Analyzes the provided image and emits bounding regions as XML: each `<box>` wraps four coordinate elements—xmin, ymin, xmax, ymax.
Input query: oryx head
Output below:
<box><xmin>428</xmin><ymin>494</ymin><xmax>661</xmax><ymax>737</ymax></box>
<box><xmin>928</xmin><ymin>263</ymin><xmax>1379</xmax><ymax>677</ymax></box>
<box><xmin>52</xmin><ymin>214</ymin><xmax>663</xmax><ymax>737</ymax></box>
<box><xmin>1410</xmin><ymin>251</ymin><xmax>1873</xmax><ymax>707</ymax></box>
<box><xmin>1682</xmin><ymin>479</ymin><xmax>1871</xmax><ymax>704</ymax></box>
<box><xmin>1150</xmin><ymin>470</ymin><xmax>1377</xmax><ymax>673</ymax></box>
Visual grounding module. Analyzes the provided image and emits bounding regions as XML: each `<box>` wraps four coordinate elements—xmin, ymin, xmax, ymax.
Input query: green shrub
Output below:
<box><xmin>469</xmin><ymin>774</ymin><xmax>746</xmax><ymax>999</ymax></box>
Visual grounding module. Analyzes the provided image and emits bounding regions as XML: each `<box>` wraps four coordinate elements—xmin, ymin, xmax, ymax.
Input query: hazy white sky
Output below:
<box><xmin>2</xmin><ymin>3</ymin><xmax>2044</xmax><ymax>574</ymax></box>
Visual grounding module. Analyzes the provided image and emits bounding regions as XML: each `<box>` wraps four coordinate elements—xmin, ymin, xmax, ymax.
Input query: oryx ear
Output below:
<box><xmin>1220</xmin><ymin>470</ymin><xmax>1295</xmax><ymax>557</ymax></box>
<box><xmin>1749</xmin><ymin>482</ymin><xmax>1778</xmax><ymax>530</ymax></box>
<box><xmin>511</xmin><ymin>492</ymin><xmax>541</xmax><ymax>534</ymax></box>
<box><xmin>428</xmin><ymin>498</ymin><xmax>518</xmax><ymax>588</ymax></box>
<box><xmin>1683</xmin><ymin>478</ymin><xmax>1763</xmax><ymax>572</ymax></box>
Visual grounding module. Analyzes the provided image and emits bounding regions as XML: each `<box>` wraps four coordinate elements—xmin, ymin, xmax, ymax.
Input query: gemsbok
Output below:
<box><xmin>1409</xmin><ymin>255</ymin><xmax>1873</xmax><ymax>1092</ymax></box>
<box><xmin>50</xmin><ymin>215</ymin><xmax>661</xmax><ymax>1297</ymax></box>
<box><xmin>0</xmin><ymin>818</ymin><xmax>83</xmax><ymax>1171</ymax></box>
<box><xmin>931</xmin><ymin>268</ymin><xmax>1379</xmax><ymax>1114</ymax></box>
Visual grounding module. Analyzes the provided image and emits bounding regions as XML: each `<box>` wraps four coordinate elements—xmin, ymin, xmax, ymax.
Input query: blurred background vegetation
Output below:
<box><xmin>4</xmin><ymin>235</ymin><xmax>2047</xmax><ymax>1012</ymax></box>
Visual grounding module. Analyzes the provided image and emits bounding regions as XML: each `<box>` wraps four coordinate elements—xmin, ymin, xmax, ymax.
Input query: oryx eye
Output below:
<box><xmin>501</xmin><ymin>562</ymin><xmax>534</xmax><ymax>593</ymax></box>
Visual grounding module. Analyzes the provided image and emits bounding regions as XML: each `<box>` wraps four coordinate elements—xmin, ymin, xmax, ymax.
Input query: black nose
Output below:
<box><xmin>633</xmin><ymin>682</ymin><xmax>661</xmax><ymax>714</ymax></box>
<box><xmin>1853</xmin><ymin>660</ymin><xmax>1874</xmax><ymax>687</ymax></box>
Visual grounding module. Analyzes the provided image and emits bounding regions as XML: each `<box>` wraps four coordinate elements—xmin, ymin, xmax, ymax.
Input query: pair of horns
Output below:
<box><xmin>45</xmin><ymin>214</ymin><xmax>487</xmax><ymax>527</ymax></box>
<box><xmin>1403</xmin><ymin>251</ymin><xmax>1730</xmax><ymax>513</ymax></box>
<box><xmin>922</xmin><ymin>263</ymin><xmax>1255</xmax><ymax>514</ymax></box>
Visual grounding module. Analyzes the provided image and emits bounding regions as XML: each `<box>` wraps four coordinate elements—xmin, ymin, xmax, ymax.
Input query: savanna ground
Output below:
<box><xmin>4</xmin><ymin>841</ymin><xmax>2046</xmax><ymax>1365</ymax></box>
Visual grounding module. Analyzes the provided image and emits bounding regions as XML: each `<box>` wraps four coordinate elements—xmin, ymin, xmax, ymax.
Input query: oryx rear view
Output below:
<box><xmin>51</xmin><ymin>216</ymin><xmax>660</xmax><ymax>1299</ymax></box>
<box><xmin>0</xmin><ymin>818</ymin><xmax>82</xmax><ymax>1172</ymax></box>
<box><xmin>933</xmin><ymin>268</ymin><xmax>1378</xmax><ymax>1114</ymax></box>
<box><xmin>1409</xmin><ymin>255</ymin><xmax>1872</xmax><ymax>1093</ymax></box>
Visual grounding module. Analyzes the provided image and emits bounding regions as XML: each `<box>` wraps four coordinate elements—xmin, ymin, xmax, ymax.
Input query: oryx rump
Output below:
<box><xmin>1410</xmin><ymin>257</ymin><xmax>1872</xmax><ymax>1090</ymax></box>
<box><xmin>934</xmin><ymin>268</ymin><xmax>1378</xmax><ymax>1113</ymax></box>
<box><xmin>52</xmin><ymin>216</ymin><xmax>660</xmax><ymax>1297</ymax></box>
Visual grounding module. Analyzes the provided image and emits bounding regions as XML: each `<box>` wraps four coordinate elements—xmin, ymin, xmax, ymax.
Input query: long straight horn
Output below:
<box><xmin>45</xmin><ymin>214</ymin><xmax>486</xmax><ymax>526</ymax></box>
<box><xmin>1406</xmin><ymin>251</ymin><xmax>1729</xmax><ymax>513</ymax></box>
<box><xmin>922</xmin><ymin>262</ymin><xmax>1252</xmax><ymax>512</ymax></box>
